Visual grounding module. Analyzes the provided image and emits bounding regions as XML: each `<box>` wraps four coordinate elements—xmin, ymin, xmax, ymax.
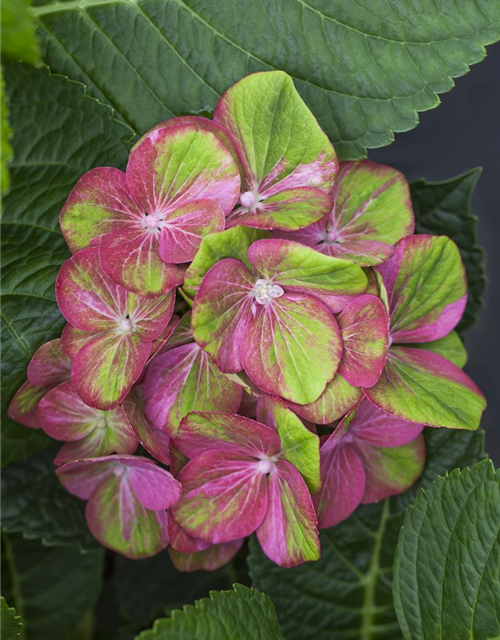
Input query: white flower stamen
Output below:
<box><xmin>252</xmin><ymin>279</ymin><xmax>284</xmax><ymax>306</ymax></box>
<box><xmin>142</xmin><ymin>213</ymin><xmax>163</xmax><ymax>231</ymax></box>
<box><xmin>240</xmin><ymin>191</ymin><xmax>257</xmax><ymax>209</ymax></box>
<box><xmin>118</xmin><ymin>317</ymin><xmax>134</xmax><ymax>333</ymax></box>
<box><xmin>256</xmin><ymin>458</ymin><xmax>274</xmax><ymax>474</ymax></box>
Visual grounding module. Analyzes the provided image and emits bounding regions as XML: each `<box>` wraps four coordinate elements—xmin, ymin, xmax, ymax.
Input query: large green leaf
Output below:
<box><xmin>1</xmin><ymin>445</ymin><xmax>95</xmax><ymax>550</ymax></box>
<box><xmin>411</xmin><ymin>169</ymin><xmax>485</xmax><ymax>331</ymax></box>
<box><xmin>0</xmin><ymin>62</ymin><xmax>133</xmax><ymax>466</ymax></box>
<box><xmin>0</xmin><ymin>597</ymin><xmax>23</xmax><ymax>640</ymax></box>
<box><xmin>248</xmin><ymin>427</ymin><xmax>486</xmax><ymax>640</ymax></box>
<box><xmin>33</xmin><ymin>0</ymin><xmax>500</xmax><ymax>159</ymax></box>
<box><xmin>135</xmin><ymin>584</ymin><xmax>284</xmax><ymax>640</ymax></box>
<box><xmin>1</xmin><ymin>533</ymin><xmax>104</xmax><ymax>640</ymax></box>
<box><xmin>1</xmin><ymin>0</ymin><xmax>40</xmax><ymax>65</ymax></box>
<box><xmin>112</xmin><ymin>550</ymin><xmax>232</xmax><ymax>631</ymax></box>
<box><xmin>393</xmin><ymin>460</ymin><xmax>500</xmax><ymax>640</ymax></box>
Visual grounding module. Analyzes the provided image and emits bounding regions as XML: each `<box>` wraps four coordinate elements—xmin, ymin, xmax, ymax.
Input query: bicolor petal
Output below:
<box><xmin>143</xmin><ymin>342</ymin><xmax>242</xmax><ymax>436</ymax></box>
<box><xmin>256</xmin><ymin>459</ymin><xmax>320</xmax><ymax>567</ymax></box>
<box><xmin>168</xmin><ymin>539</ymin><xmax>244</xmax><ymax>573</ymax></box>
<box><xmin>27</xmin><ymin>338</ymin><xmax>72</xmax><ymax>387</ymax></box>
<box><xmin>171</xmin><ymin>450</ymin><xmax>269</xmax><ymax>544</ymax></box>
<box><xmin>364</xmin><ymin>346</ymin><xmax>486</xmax><ymax>429</ymax></box>
<box><xmin>174</xmin><ymin>411</ymin><xmax>281</xmax><ymax>460</ymax></box>
<box><xmin>337</xmin><ymin>294</ymin><xmax>389</xmax><ymax>388</ymax></box>
<box><xmin>378</xmin><ymin>235</ymin><xmax>467</xmax><ymax>343</ymax></box>
<box><xmin>288</xmin><ymin>374</ymin><xmax>362</xmax><ymax>425</ymax></box>
<box><xmin>60</xmin><ymin>167</ymin><xmax>142</xmax><ymax>253</ymax></box>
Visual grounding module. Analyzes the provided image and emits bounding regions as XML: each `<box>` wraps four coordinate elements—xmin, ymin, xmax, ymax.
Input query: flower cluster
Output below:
<box><xmin>9</xmin><ymin>71</ymin><xmax>486</xmax><ymax>569</ymax></box>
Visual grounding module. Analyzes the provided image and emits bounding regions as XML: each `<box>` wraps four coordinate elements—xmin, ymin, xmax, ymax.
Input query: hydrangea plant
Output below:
<box><xmin>8</xmin><ymin>70</ymin><xmax>487</xmax><ymax>575</ymax></box>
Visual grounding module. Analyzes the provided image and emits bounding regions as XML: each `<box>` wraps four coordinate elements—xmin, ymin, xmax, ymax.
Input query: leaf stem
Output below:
<box><xmin>360</xmin><ymin>499</ymin><xmax>390</xmax><ymax>640</ymax></box>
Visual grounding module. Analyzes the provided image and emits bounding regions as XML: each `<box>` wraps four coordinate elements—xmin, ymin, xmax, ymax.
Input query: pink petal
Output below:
<box><xmin>85</xmin><ymin>474</ymin><xmax>169</xmax><ymax>559</ymax></box>
<box><xmin>192</xmin><ymin>258</ymin><xmax>254</xmax><ymax>373</ymax></box>
<box><xmin>288</xmin><ymin>374</ymin><xmax>362</xmax><ymax>425</ymax></box>
<box><xmin>61</xmin><ymin>323</ymin><xmax>100</xmax><ymax>358</ymax></box>
<box><xmin>131</xmin><ymin>288</ymin><xmax>175</xmax><ymax>342</ymax></box>
<box><xmin>167</xmin><ymin>513</ymin><xmax>210</xmax><ymax>553</ymax></box>
<box><xmin>27</xmin><ymin>338</ymin><xmax>72</xmax><ymax>387</ymax></box>
<box><xmin>7</xmin><ymin>381</ymin><xmax>46</xmax><ymax>429</ymax></box>
<box><xmin>174</xmin><ymin>411</ymin><xmax>281</xmax><ymax>460</ymax></box>
<box><xmin>377</xmin><ymin>235</ymin><xmax>467</xmax><ymax>343</ymax></box>
<box><xmin>59</xmin><ymin>167</ymin><xmax>142</xmax><ymax>253</ymax></box>
<box><xmin>349</xmin><ymin>399</ymin><xmax>425</xmax><ymax>447</ymax></box>
<box><xmin>126</xmin><ymin>123</ymin><xmax>240</xmax><ymax>215</ymax></box>
<box><xmin>132</xmin><ymin>115</ymin><xmax>244</xmax><ymax>173</ymax></box>
<box><xmin>71</xmin><ymin>332</ymin><xmax>152</xmax><ymax>410</ymax></box>
<box><xmin>225</xmin><ymin>187</ymin><xmax>332</xmax><ymax>231</ymax></box>
<box><xmin>127</xmin><ymin>464</ymin><xmax>181</xmax><ymax>511</ymax></box>
<box><xmin>313</xmin><ymin>441</ymin><xmax>366</xmax><ymax>528</ymax></box>
<box><xmin>169</xmin><ymin>539</ymin><xmax>244</xmax><ymax>573</ymax></box>
<box><xmin>159</xmin><ymin>199</ymin><xmax>225</xmax><ymax>264</ymax></box>
<box><xmin>56</xmin><ymin>247</ymin><xmax>129</xmax><ymax>331</ymax></box>
<box><xmin>241</xmin><ymin>293</ymin><xmax>342</xmax><ymax>405</ymax></box>
<box><xmin>56</xmin><ymin>456</ymin><xmax>120</xmax><ymax>499</ymax></box>
<box><xmin>357</xmin><ymin>434</ymin><xmax>426</xmax><ymax>503</ymax></box>
<box><xmin>337</xmin><ymin>294</ymin><xmax>389</xmax><ymax>388</ymax></box>
<box><xmin>256</xmin><ymin>460</ymin><xmax>320</xmax><ymax>567</ymax></box>
<box><xmin>37</xmin><ymin>380</ymin><xmax>103</xmax><ymax>441</ymax></box>
<box><xmin>122</xmin><ymin>387</ymin><xmax>171</xmax><ymax>465</ymax></box>
<box><xmin>170</xmin><ymin>450</ymin><xmax>269</xmax><ymax>544</ymax></box>
<box><xmin>143</xmin><ymin>342</ymin><xmax>242</xmax><ymax>436</ymax></box>
<box><xmin>99</xmin><ymin>228</ymin><xmax>185</xmax><ymax>296</ymax></box>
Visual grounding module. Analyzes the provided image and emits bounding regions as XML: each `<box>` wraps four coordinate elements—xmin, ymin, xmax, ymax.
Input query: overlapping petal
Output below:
<box><xmin>313</xmin><ymin>400</ymin><xmax>425</xmax><ymax>528</ymax></box>
<box><xmin>256</xmin><ymin>460</ymin><xmax>320</xmax><ymax>567</ymax></box>
<box><xmin>57</xmin><ymin>456</ymin><xmax>181</xmax><ymax>558</ymax></box>
<box><xmin>214</xmin><ymin>71</ymin><xmax>338</xmax><ymax>230</ymax></box>
<box><xmin>144</xmin><ymin>338</ymin><xmax>242</xmax><ymax>437</ymax></box>
<box><xmin>276</xmin><ymin>160</ymin><xmax>414</xmax><ymax>265</ymax></box>
<box><xmin>37</xmin><ymin>381</ymin><xmax>138</xmax><ymax>464</ymax></box>
<box><xmin>336</xmin><ymin>294</ymin><xmax>389</xmax><ymax>388</ymax></box>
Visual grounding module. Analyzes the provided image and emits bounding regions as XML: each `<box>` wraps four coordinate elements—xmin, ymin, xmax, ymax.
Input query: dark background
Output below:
<box><xmin>371</xmin><ymin>44</ymin><xmax>500</xmax><ymax>462</ymax></box>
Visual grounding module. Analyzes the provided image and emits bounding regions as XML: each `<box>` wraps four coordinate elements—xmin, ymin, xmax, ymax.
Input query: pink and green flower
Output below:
<box><xmin>314</xmin><ymin>399</ymin><xmax>425</xmax><ymax>528</ymax></box>
<box><xmin>56</xmin><ymin>246</ymin><xmax>174</xmax><ymax>409</ymax></box>
<box><xmin>276</xmin><ymin>160</ymin><xmax>414</xmax><ymax>265</ymax></box>
<box><xmin>364</xmin><ymin>235</ymin><xmax>486</xmax><ymax>429</ymax></box>
<box><xmin>37</xmin><ymin>381</ymin><xmax>138</xmax><ymax>465</ymax></box>
<box><xmin>213</xmin><ymin>71</ymin><xmax>339</xmax><ymax>230</ymax></box>
<box><xmin>143</xmin><ymin>312</ymin><xmax>242</xmax><ymax>437</ymax></box>
<box><xmin>8</xmin><ymin>338</ymin><xmax>72</xmax><ymax>429</ymax></box>
<box><xmin>192</xmin><ymin>231</ymin><xmax>367</xmax><ymax>404</ymax></box>
<box><xmin>170</xmin><ymin>406</ymin><xmax>320</xmax><ymax>568</ymax></box>
<box><xmin>57</xmin><ymin>455</ymin><xmax>181</xmax><ymax>558</ymax></box>
<box><xmin>60</xmin><ymin>122</ymin><xmax>241</xmax><ymax>295</ymax></box>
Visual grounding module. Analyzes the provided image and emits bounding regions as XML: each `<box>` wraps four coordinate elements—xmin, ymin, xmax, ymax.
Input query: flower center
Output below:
<box><xmin>95</xmin><ymin>416</ymin><xmax>107</xmax><ymax>429</ymax></box>
<box><xmin>322</xmin><ymin>229</ymin><xmax>338</xmax><ymax>244</ymax></box>
<box><xmin>252</xmin><ymin>279</ymin><xmax>284</xmax><ymax>306</ymax></box>
<box><xmin>256</xmin><ymin>458</ymin><xmax>274</xmax><ymax>474</ymax></box>
<box><xmin>240</xmin><ymin>191</ymin><xmax>257</xmax><ymax>209</ymax></box>
<box><xmin>142</xmin><ymin>213</ymin><xmax>163</xmax><ymax>231</ymax></box>
<box><xmin>118</xmin><ymin>317</ymin><xmax>134</xmax><ymax>333</ymax></box>
<box><xmin>113</xmin><ymin>466</ymin><xmax>125</xmax><ymax>477</ymax></box>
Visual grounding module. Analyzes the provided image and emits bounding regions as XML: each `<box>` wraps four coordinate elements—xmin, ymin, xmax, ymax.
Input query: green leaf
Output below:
<box><xmin>248</xmin><ymin>427</ymin><xmax>486</xmax><ymax>640</ymax></box>
<box><xmin>1</xmin><ymin>62</ymin><xmax>132</xmax><ymax>467</ymax></box>
<box><xmin>410</xmin><ymin>331</ymin><xmax>467</xmax><ymax>368</ymax></box>
<box><xmin>1</xmin><ymin>0</ymin><xmax>40</xmax><ymax>65</ymax></box>
<box><xmin>1</xmin><ymin>445</ymin><xmax>95</xmax><ymax>550</ymax></box>
<box><xmin>393</xmin><ymin>460</ymin><xmax>500</xmax><ymax>640</ymax></box>
<box><xmin>411</xmin><ymin>169</ymin><xmax>486</xmax><ymax>331</ymax></box>
<box><xmin>32</xmin><ymin>0</ymin><xmax>500</xmax><ymax>159</ymax></box>
<box><xmin>1</xmin><ymin>533</ymin><xmax>104</xmax><ymax>640</ymax></box>
<box><xmin>135</xmin><ymin>584</ymin><xmax>284</xmax><ymax>640</ymax></box>
<box><xmin>112</xmin><ymin>550</ymin><xmax>232</xmax><ymax>630</ymax></box>
<box><xmin>1</xmin><ymin>68</ymin><xmax>13</xmax><ymax>195</ymax></box>
<box><xmin>0</xmin><ymin>597</ymin><xmax>23</xmax><ymax>640</ymax></box>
